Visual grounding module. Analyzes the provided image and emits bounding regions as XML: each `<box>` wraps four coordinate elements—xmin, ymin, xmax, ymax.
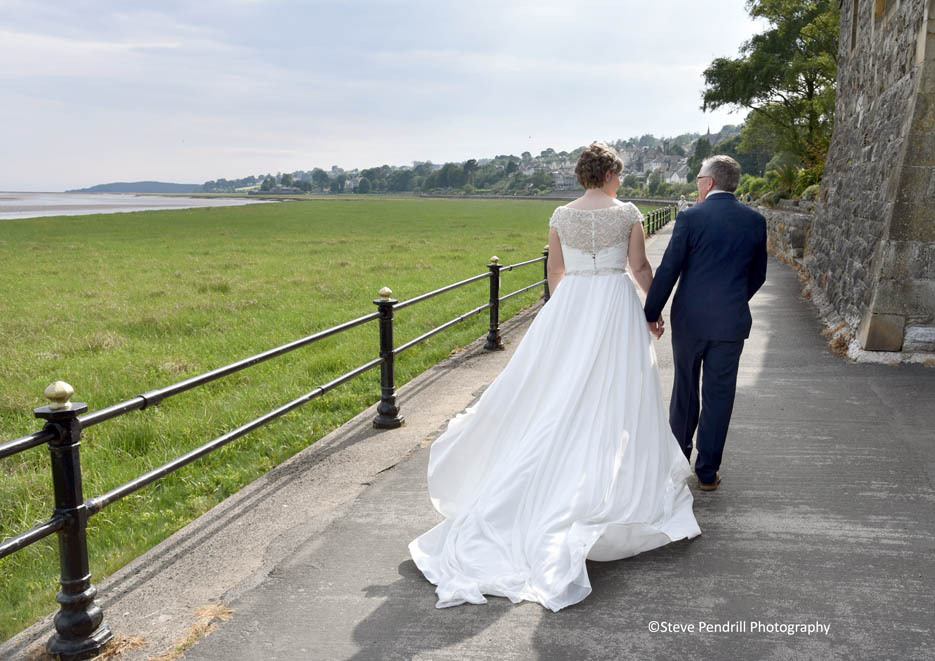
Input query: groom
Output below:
<box><xmin>644</xmin><ymin>155</ymin><xmax>767</xmax><ymax>491</ymax></box>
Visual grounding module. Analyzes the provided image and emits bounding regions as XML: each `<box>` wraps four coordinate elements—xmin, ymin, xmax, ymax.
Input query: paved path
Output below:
<box><xmin>4</xmin><ymin>224</ymin><xmax>933</xmax><ymax>660</ymax></box>
<box><xmin>186</xmin><ymin>225</ymin><xmax>935</xmax><ymax>660</ymax></box>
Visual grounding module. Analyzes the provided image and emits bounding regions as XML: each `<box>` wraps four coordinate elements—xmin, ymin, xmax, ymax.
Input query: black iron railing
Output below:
<box><xmin>0</xmin><ymin>250</ymin><xmax>549</xmax><ymax>660</ymax></box>
<box><xmin>643</xmin><ymin>206</ymin><xmax>675</xmax><ymax>235</ymax></box>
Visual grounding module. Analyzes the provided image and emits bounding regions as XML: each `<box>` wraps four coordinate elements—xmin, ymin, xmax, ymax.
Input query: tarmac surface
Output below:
<box><xmin>4</xmin><ymin>223</ymin><xmax>934</xmax><ymax>660</ymax></box>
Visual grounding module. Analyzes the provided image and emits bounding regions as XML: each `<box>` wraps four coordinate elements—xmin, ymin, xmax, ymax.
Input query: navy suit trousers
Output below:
<box><xmin>669</xmin><ymin>333</ymin><xmax>744</xmax><ymax>484</ymax></box>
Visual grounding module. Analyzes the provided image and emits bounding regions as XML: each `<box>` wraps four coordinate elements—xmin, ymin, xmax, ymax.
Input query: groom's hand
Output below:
<box><xmin>648</xmin><ymin>318</ymin><xmax>664</xmax><ymax>339</ymax></box>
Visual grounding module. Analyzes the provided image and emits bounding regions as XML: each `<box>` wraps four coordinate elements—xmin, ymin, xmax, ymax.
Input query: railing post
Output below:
<box><xmin>34</xmin><ymin>381</ymin><xmax>113</xmax><ymax>661</ymax></box>
<box><xmin>485</xmin><ymin>256</ymin><xmax>503</xmax><ymax>350</ymax></box>
<box><xmin>373</xmin><ymin>287</ymin><xmax>404</xmax><ymax>429</ymax></box>
<box><xmin>542</xmin><ymin>245</ymin><xmax>550</xmax><ymax>303</ymax></box>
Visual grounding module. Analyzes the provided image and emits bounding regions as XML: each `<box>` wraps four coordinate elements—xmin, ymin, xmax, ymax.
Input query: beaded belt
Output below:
<box><xmin>564</xmin><ymin>267</ymin><xmax>627</xmax><ymax>276</ymax></box>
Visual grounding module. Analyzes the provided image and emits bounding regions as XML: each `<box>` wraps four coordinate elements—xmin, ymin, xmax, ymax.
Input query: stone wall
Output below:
<box><xmin>762</xmin><ymin>201</ymin><xmax>814</xmax><ymax>264</ymax></box>
<box><xmin>806</xmin><ymin>0</ymin><xmax>935</xmax><ymax>352</ymax></box>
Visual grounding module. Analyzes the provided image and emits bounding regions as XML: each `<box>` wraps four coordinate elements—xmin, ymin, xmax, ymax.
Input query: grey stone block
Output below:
<box><xmin>903</xmin><ymin>325</ymin><xmax>935</xmax><ymax>351</ymax></box>
<box><xmin>858</xmin><ymin>311</ymin><xmax>906</xmax><ymax>351</ymax></box>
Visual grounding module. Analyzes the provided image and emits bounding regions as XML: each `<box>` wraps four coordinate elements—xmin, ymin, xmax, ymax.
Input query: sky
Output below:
<box><xmin>0</xmin><ymin>1</ymin><xmax>767</xmax><ymax>191</ymax></box>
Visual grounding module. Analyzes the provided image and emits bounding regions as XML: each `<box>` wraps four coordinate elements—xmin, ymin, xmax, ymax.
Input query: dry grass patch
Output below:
<box><xmin>22</xmin><ymin>635</ymin><xmax>145</xmax><ymax>661</ymax></box>
<box><xmin>149</xmin><ymin>604</ymin><xmax>233</xmax><ymax>661</ymax></box>
<box><xmin>821</xmin><ymin>321</ymin><xmax>847</xmax><ymax>338</ymax></box>
<box><xmin>159</xmin><ymin>359</ymin><xmax>197</xmax><ymax>375</ymax></box>
<box><xmin>85</xmin><ymin>330</ymin><xmax>126</xmax><ymax>353</ymax></box>
<box><xmin>829</xmin><ymin>332</ymin><xmax>852</xmax><ymax>358</ymax></box>
<box><xmin>99</xmin><ymin>635</ymin><xmax>146</xmax><ymax>660</ymax></box>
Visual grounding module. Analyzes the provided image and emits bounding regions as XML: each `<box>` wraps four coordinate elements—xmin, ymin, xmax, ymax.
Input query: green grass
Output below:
<box><xmin>0</xmin><ymin>197</ymin><xmax>657</xmax><ymax>640</ymax></box>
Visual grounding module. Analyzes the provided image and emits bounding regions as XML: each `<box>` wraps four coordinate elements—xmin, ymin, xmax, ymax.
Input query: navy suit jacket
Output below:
<box><xmin>644</xmin><ymin>192</ymin><xmax>767</xmax><ymax>340</ymax></box>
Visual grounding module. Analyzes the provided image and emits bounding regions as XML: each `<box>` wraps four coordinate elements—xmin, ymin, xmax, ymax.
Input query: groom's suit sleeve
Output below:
<box><xmin>644</xmin><ymin>212</ymin><xmax>690</xmax><ymax>322</ymax></box>
<box><xmin>747</xmin><ymin>221</ymin><xmax>767</xmax><ymax>300</ymax></box>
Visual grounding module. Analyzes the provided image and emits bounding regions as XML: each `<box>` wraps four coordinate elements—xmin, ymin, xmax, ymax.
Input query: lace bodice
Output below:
<box><xmin>548</xmin><ymin>203</ymin><xmax>643</xmax><ymax>275</ymax></box>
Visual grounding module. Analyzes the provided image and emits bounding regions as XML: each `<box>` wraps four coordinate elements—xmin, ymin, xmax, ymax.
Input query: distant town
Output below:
<box><xmin>210</xmin><ymin>126</ymin><xmax>745</xmax><ymax>199</ymax></box>
<box><xmin>70</xmin><ymin>125</ymin><xmax>766</xmax><ymax>201</ymax></box>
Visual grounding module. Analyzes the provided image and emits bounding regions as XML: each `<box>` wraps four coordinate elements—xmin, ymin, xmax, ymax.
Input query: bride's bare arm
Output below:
<box><xmin>547</xmin><ymin>228</ymin><xmax>565</xmax><ymax>294</ymax></box>
<box><xmin>627</xmin><ymin>224</ymin><xmax>653</xmax><ymax>296</ymax></box>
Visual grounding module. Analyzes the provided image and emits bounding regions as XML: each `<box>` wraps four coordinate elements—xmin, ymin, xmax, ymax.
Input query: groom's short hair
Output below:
<box><xmin>701</xmin><ymin>155</ymin><xmax>742</xmax><ymax>192</ymax></box>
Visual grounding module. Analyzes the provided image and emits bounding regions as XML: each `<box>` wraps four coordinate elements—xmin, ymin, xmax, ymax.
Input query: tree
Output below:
<box><xmin>622</xmin><ymin>173</ymin><xmax>639</xmax><ymax>188</ymax></box>
<box><xmin>505</xmin><ymin>160</ymin><xmax>518</xmax><ymax>175</ymax></box>
<box><xmin>701</xmin><ymin>0</ymin><xmax>839</xmax><ymax>177</ymax></box>
<box><xmin>463</xmin><ymin>159</ymin><xmax>478</xmax><ymax>186</ymax></box>
<box><xmin>638</xmin><ymin>134</ymin><xmax>658</xmax><ymax>148</ymax></box>
<box><xmin>687</xmin><ymin>138</ymin><xmax>712</xmax><ymax>181</ymax></box>
<box><xmin>311</xmin><ymin>168</ymin><xmax>330</xmax><ymax>191</ymax></box>
<box><xmin>357</xmin><ymin>177</ymin><xmax>370</xmax><ymax>194</ymax></box>
<box><xmin>412</xmin><ymin>161</ymin><xmax>434</xmax><ymax>176</ymax></box>
<box><xmin>764</xmin><ymin>152</ymin><xmax>803</xmax><ymax>193</ymax></box>
<box><xmin>280</xmin><ymin>173</ymin><xmax>294</xmax><ymax>187</ymax></box>
<box><xmin>713</xmin><ymin>134</ymin><xmax>764</xmax><ymax>177</ymax></box>
<box><xmin>260</xmin><ymin>176</ymin><xmax>275</xmax><ymax>191</ymax></box>
<box><xmin>738</xmin><ymin>110</ymin><xmax>781</xmax><ymax>175</ymax></box>
<box><xmin>330</xmin><ymin>174</ymin><xmax>346</xmax><ymax>193</ymax></box>
<box><xmin>388</xmin><ymin>170</ymin><xmax>414</xmax><ymax>192</ymax></box>
<box><xmin>437</xmin><ymin>163</ymin><xmax>465</xmax><ymax>189</ymax></box>
<box><xmin>531</xmin><ymin>169</ymin><xmax>552</xmax><ymax>189</ymax></box>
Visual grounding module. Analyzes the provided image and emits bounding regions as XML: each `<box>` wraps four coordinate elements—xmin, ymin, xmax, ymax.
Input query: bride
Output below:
<box><xmin>409</xmin><ymin>142</ymin><xmax>701</xmax><ymax>612</ymax></box>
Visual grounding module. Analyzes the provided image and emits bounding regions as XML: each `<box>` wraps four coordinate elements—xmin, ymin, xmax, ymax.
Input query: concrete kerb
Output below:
<box><xmin>0</xmin><ymin>299</ymin><xmax>545</xmax><ymax>661</ymax></box>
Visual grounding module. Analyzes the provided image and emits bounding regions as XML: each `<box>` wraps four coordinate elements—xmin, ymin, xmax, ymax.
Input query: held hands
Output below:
<box><xmin>648</xmin><ymin>317</ymin><xmax>665</xmax><ymax>339</ymax></box>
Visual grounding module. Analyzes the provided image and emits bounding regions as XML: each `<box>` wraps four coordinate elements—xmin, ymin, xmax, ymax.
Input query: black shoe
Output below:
<box><xmin>698</xmin><ymin>473</ymin><xmax>721</xmax><ymax>491</ymax></box>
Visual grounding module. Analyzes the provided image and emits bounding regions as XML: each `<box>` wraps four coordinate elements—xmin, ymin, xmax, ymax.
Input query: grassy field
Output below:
<box><xmin>0</xmin><ymin>197</ymin><xmax>656</xmax><ymax>639</ymax></box>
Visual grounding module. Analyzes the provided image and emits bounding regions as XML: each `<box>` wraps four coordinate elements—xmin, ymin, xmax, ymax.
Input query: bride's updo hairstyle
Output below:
<box><xmin>575</xmin><ymin>142</ymin><xmax>623</xmax><ymax>189</ymax></box>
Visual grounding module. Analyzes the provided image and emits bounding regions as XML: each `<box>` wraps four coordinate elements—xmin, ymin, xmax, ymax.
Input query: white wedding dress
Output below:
<box><xmin>409</xmin><ymin>203</ymin><xmax>701</xmax><ymax>612</ymax></box>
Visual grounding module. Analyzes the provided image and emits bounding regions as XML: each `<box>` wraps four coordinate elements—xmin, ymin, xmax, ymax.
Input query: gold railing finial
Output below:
<box><xmin>490</xmin><ymin>256</ymin><xmax>500</xmax><ymax>265</ymax></box>
<box><xmin>44</xmin><ymin>381</ymin><xmax>75</xmax><ymax>411</ymax></box>
<box><xmin>379</xmin><ymin>286</ymin><xmax>393</xmax><ymax>300</ymax></box>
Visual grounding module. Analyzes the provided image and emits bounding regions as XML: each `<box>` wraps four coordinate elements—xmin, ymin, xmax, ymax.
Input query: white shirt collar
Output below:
<box><xmin>708</xmin><ymin>188</ymin><xmax>731</xmax><ymax>196</ymax></box>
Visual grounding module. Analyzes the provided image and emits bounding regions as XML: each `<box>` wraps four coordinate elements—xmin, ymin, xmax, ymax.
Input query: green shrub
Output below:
<box><xmin>762</xmin><ymin>189</ymin><xmax>792</xmax><ymax>206</ymax></box>
<box><xmin>801</xmin><ymin>184</ymin><xmax>820</xmax><ymax>201</ymax></box>
<box><xmin>736</xmin><ymin>174</ymin><xmax>769</xmax><ymax>199</ymax></box>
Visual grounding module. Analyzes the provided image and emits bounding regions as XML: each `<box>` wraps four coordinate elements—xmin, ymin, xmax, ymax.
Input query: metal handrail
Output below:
<box><xmin>500</xmin><ymin>279</ymin><xmax>547</xmax><ymax>303</ymax></box>
<box><xmin>395</xmin><ymin>271</ymin><xmax>491</xmax><ymax>311</ymax></box>
<box><xmin>0</xmin><ymin>427</ymin><xmax>56</xmax><ymax>460</ymax></box>
<box><xmin>86</xmin><ymin>356</ymin><xmax>384</xmax><ymax>515</ymax></box>
<box><xmin>393</xmin><ymin>303</ymin><xmax>492</xmax><ymax>356</ymax></box>
<box><xmin>501</xmin><ymin>256</ymin><xmax>543</xmax><ymax>272</ymax></box>
<box><xmin>0</xmin><ymin>516</ymin><xmax>64</xmax><ymax>559</ymax></box>
<box><xmin>80</xmin><ymin>310</ymin><xmax>380</xmax><ymax>427</ymax></box>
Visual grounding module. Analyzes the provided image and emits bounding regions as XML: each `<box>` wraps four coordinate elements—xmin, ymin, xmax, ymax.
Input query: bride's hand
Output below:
<box><xmin>648</xmin><ymin>319</ymin><xmax>664</xmax><ymax>339</ymax></box>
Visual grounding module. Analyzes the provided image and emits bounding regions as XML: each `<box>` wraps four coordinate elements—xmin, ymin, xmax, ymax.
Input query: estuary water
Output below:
<box><xmin>0</xmin><ymin>192</ymin><xmax>271</xmax><ymax>220</ymax></box>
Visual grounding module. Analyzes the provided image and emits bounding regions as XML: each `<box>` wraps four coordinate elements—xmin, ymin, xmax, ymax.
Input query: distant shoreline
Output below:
<box><xmin>0</xmin><ymin>192</ymin><xmax>272</xmax><ymax>221</ymax></box>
